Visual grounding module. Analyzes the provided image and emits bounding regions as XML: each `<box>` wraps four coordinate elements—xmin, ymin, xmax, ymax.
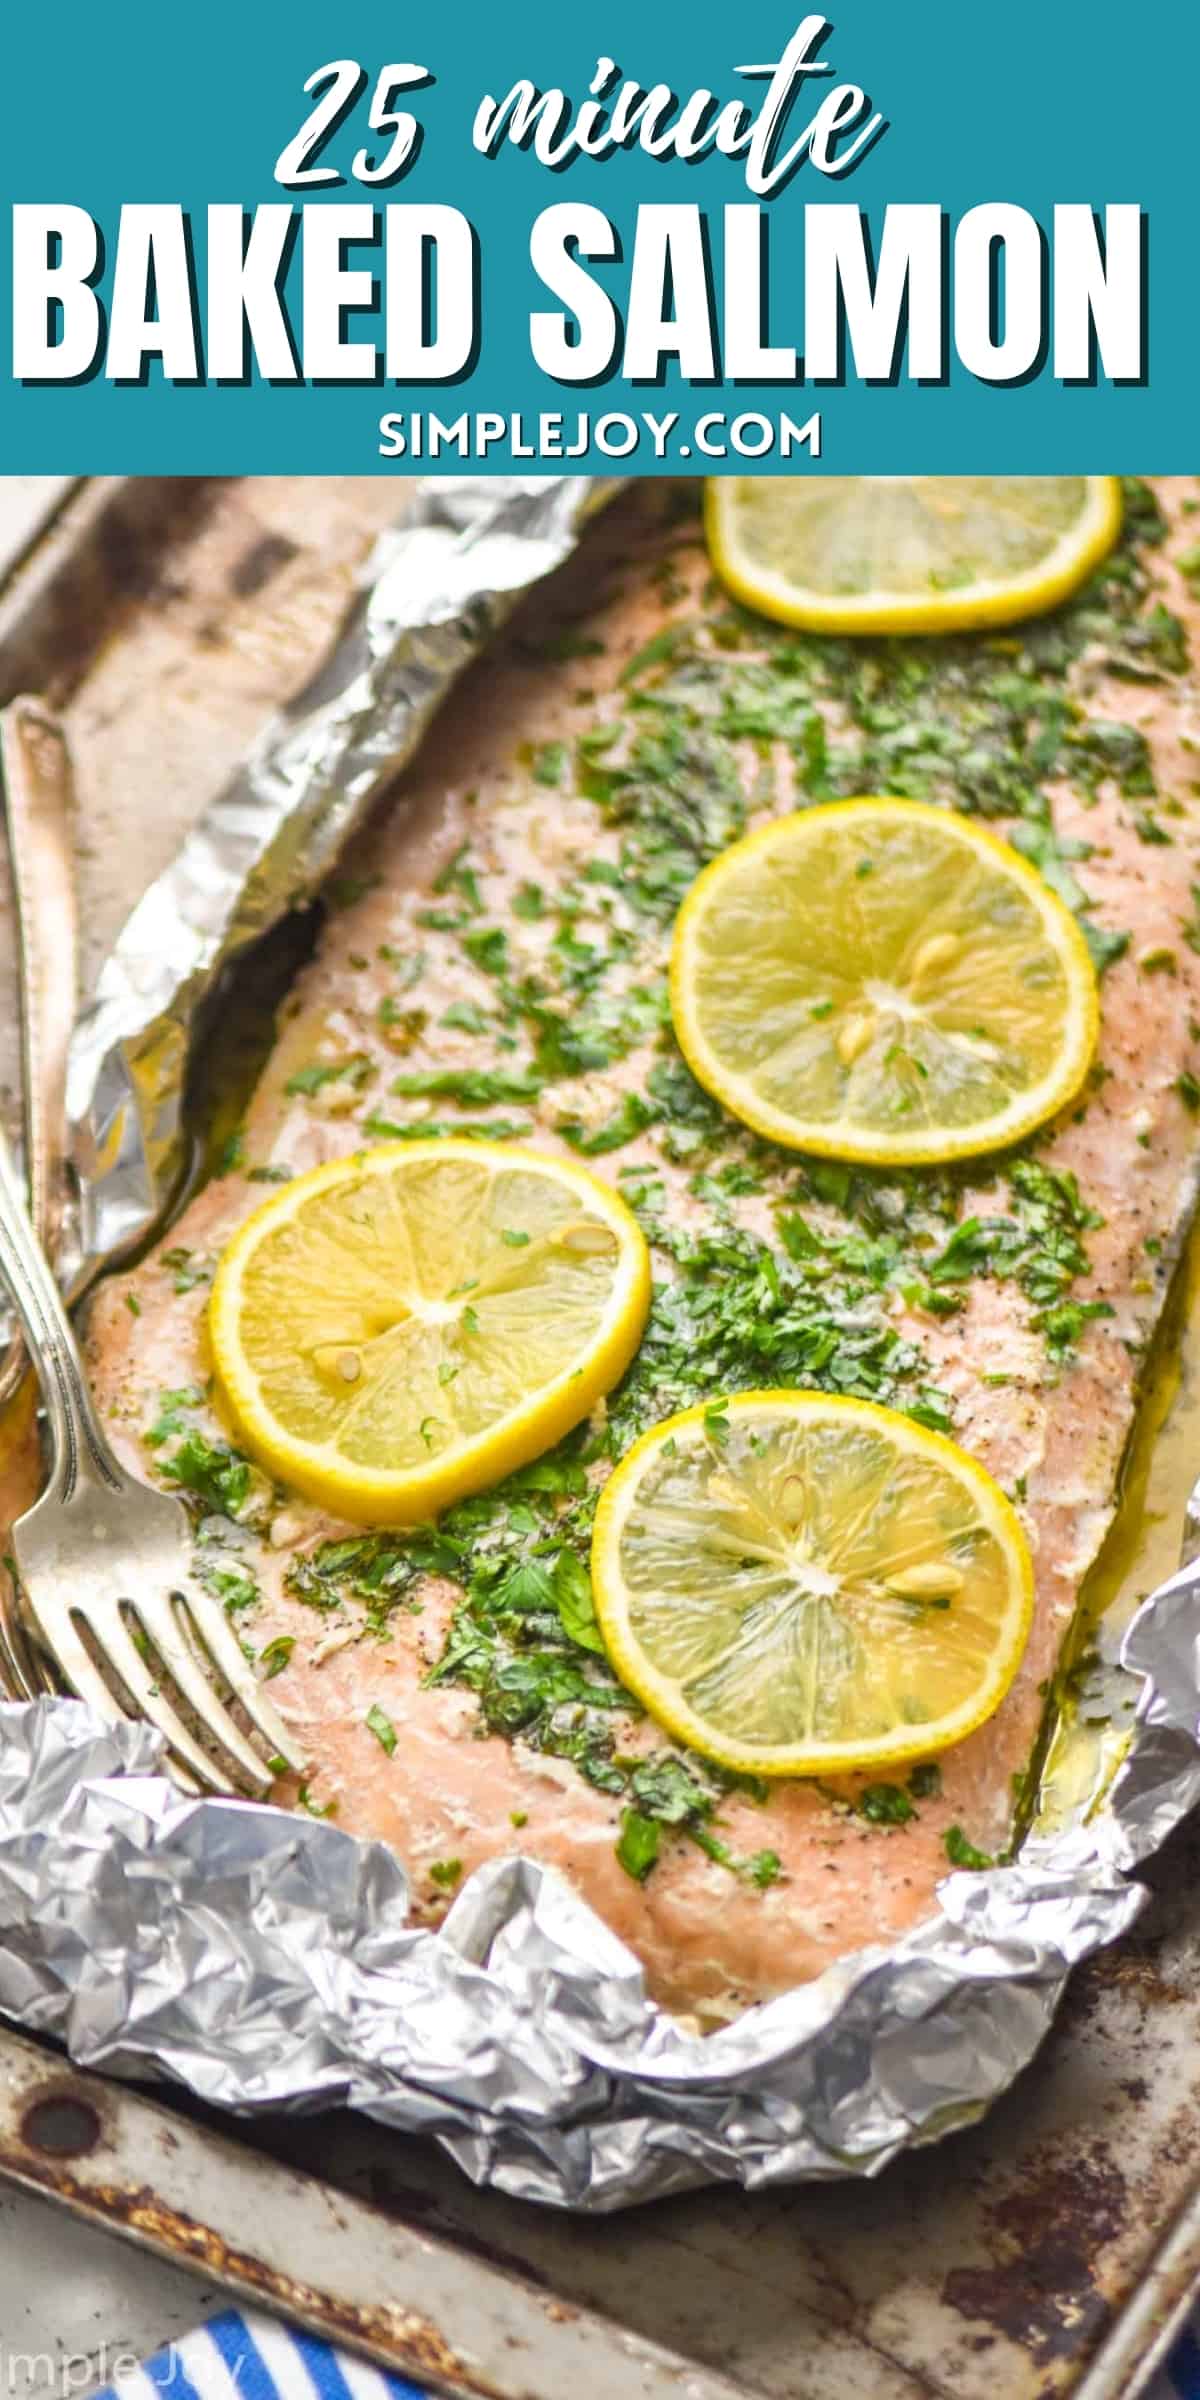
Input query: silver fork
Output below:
<box><xmin>0</xmin><ymin>699</ymin><xmax>76</xmax><ymax>1415</ymax></box>
<box><xmin>0</xmin><ymin>696</ymin><xmax>80</xmax><ymax>1700</ymax></box>
<box><xmin>0</xmin><ymin>1127</ymin><xmax>305</xmax><ymax>1792</ymax></box>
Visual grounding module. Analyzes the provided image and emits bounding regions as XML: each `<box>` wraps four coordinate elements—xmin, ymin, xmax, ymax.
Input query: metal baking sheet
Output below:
<box><xmin>0</xmin><ymin>2021</ymin><xmax>745</xmax><ymax>2400</ymax></box>
<box><xmin>1</xmin><ymin>474</ymin><xmax>1199</xmax><ymax>2396</ymax></box>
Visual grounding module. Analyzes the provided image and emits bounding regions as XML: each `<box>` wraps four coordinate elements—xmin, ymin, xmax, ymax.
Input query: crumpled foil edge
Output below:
<box><xmin>0</xmin><ymin>473</ymin><xmax>1193</xmax><ymax>2210</ymax></box>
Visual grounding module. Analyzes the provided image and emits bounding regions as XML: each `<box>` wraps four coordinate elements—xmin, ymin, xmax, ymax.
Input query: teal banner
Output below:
<box><xmin>0</xmin><ymin>1</ymin><xmax>1189</xmax><ymax>470</ymax></box>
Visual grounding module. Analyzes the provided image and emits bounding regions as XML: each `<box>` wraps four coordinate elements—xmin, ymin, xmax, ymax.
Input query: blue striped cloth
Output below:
<box><xmin>90</xmin><ymin>2296</ymin><xmax>1200</xmax><ymax>2400</ymax></box>
<box><xmin>92</xmin><ymin>2313</ymin><xmax>429</xmax><ymax>2400</ymax></box>
<box><xmin>1159</xmin><ymin>2325</ymin><xmax>1200</xmax><ymax>2398</ymax></box>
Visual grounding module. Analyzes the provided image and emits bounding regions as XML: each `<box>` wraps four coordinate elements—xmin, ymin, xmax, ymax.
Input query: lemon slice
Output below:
<box><xmin>670</xmin><ymin>797</ymin><xmax>1098</xmax><ymax>1166</ymax></box>
<box><xmin>706</xmin><ymin>475</ymin><xmax>1122</xmax><ymax>634</ymax></box>
<box><xmin>209</xmin><ymin>1141</ymin><xmax>651</xmax><ymax>1524</ymax></box>
<box><xmin>591</xmin><ymin>1391</ymin><xmax>1033</xmax><ymax>1778</ymax></box>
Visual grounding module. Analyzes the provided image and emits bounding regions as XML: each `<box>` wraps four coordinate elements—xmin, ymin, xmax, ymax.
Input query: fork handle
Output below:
<box><xmin>0</xmin><ymin>698</ymin><xmax>78</xmax><ymax>1410</ymax></box>
<box><xmin>0</xmin><ymin>1126</ymin><xmax>123</xmax><ymax>1502</ymax></box>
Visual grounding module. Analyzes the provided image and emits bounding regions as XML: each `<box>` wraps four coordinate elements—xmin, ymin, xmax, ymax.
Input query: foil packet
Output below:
<box><xmin>0</xmin><ymin>473</ymin><xmax>1196</xmax><ymax>2209</ymax></box>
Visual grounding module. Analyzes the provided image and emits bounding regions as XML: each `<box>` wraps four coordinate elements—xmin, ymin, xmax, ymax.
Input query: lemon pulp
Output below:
<box><xmin>209</xmin><ymin>1140</ymin><xmax>651</xmax><ymax>1523</ymax></box>
<box><xmin>591</xmin><ymin>1392</ymin><xmax>1033</xmax><ymax>1777</ymax></box>
<box><xmin>670</xmin><ymin>797</ymin><xmax>1099</xmax><ymax>1166</ymax></box>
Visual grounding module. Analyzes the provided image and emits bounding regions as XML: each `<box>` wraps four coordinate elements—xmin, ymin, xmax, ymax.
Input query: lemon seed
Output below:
<box><xmin>886</xmin><ymin>1562</ymin><xmax>964</xmax><ymax>1599</ymax></box>
<box><xmin>560</xmin><ymin>1222</ymin><xmax>617</xmax><ymax>1255</ymax></box>
<box><xmin>910</xmin><ymin>932</ymin><xmax>960</xmax><ymax>980</ymax></box>
<box><xmin>837</xmin><ymin>1014</ymin><xmax>875</xmax><ymax>1067</ymax></box>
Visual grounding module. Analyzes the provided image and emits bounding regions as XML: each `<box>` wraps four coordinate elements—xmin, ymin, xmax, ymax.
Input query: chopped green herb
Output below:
<box><xmin>620</xmin><ymin>623</ymin><xmax>692</xmax><ymax>684</ymax></box>
<box><xmin>160</xmin><ymin>1432</ymin><xmax>253</xmax><ymax>1520</ymax></box>
<box><xmin>927</xmin><ymin>1159</ymin><xmax>1108</xmax><ymax>1361</ymax></box>
<box><xmin>944</xmin><ymin>1826</ymin><xmax>994</xmax><ymax>1870</ymax></box>
<box><xmin>463</xmin><ymin>926</ymin><xmax>509</xmax><ymax>977</ymax></box>
<box><xmin>389</xmin><ymin>1066</ymin><xmax>541</xmax><ymax>1107</ymax></box>
<box><xmin>557</xmin><ymin>1092</ymin><xmax>656</xmax><ymax>1155</ymax></box>
<box><xmin>533</xmin><ymin>741</ymin><xmax>568</xmax><ymax>788</ymax></box>
<box><xmin>616</xmin><ymin>1808</ymin><xmax>661</xmax><ymax>1882</ymax></box>
<box><xmin>441</xmin><ymin>1000</ymin><xmax>490</xmax><ymax>1034</ymax></box>
<box><xmin>746</xmin><ymin>1849</ymin><xmax>782</xmax><ymax>1889</ymax></box>
<box><xmin>144</xmin><ymin>1386</ymin><xmax>205</xmax><ymax>1449</ymax></box>
<box><xmin>366</xmin><ymin>1702</ymin><xmax>398</xmax><ymax>1755</ymax></box>
<box><xmin>379</xmin><ymin>997</ymin><xmax>427</xmax><ymax>1037</ymax></box>
<box><xmin>907</xmin><ymin>1761</ymin><xmax>943</xmax><ymax>1800</ymax></box>
<box><xmin>858</xmin><ymin>1781</ymin><xmax>916</xmax><ymax>1826</ymax></box>
<box><xmin>284</xmin><ymin>1054</ymin><xmax>373</xmax><ymax>1097</ymax></box>
<box><xmin>437</xmin><ymin>848</ymin><xmax>485</xmax><ymax>911</ymax></box>
<box><xmin>362</xmin><ymin>1113</ymin><xmax>531</xmax><ymax>1144</ymax></box>
<box><xmin>201</xmin><ymin>1564</ymin><xmax>260</xmax><ymax>1617</ymax></box>
<box><xmin>160</xmin><ymin>1248</ymin><xmax>213</xmax><ymax>1295</ymax></box>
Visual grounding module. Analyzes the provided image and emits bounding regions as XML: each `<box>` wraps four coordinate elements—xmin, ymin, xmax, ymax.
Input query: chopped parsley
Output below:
<box><xmin>943</xmin><ymin>1826</ymin><xmax>995</xmax><ymax>1871</ymax></box>
<box><xmin>462</xmin><ymin>926</ymin><xmax>509</xmax><ymax>977</ymax></box>
<box><xmin>201</xmin><ymin>1563</ymin><xmax>260</xmax><ymax>1617</ymax></box>
<box><xmin>160</xmin><ymin>1247</ymin><xmax>212</xmax><ymax>1295</ymax></box>
<box><xmin>362</xmin><ymin>1112</ymin><xmax>531</xmax><ymax>1143</ymax></box>
<box><xmin>557</xmin><ymin>1091</ymin><xmax>656</xmax><ymax>1154</ymax></box>
<box><xmin>858</xmin><ymin>1781</ymin><xmax>916</xmax><ymax>1826</ymax></box>
<box><xmin>160</xmin><ymin>1431</ymin><xmax>253</xmax><ymax>1520</ymax></box>
<box><xmin>389</xmin><ymin>1066</ymin><xmax>542</xmax><ymax>1106</ymax></box>
<box><xmin>441</xmin><ymin>1001</ymin><xmax>490</xmax><ymax>1033</ymax></box>
<box><xmin>907</xmin><ymin>1761</ymin><xmax>943</xmax><ymax>1800</ymax></box>
<box><xmin>366</xmin><ymin>1702</ymin><xmax>398</xmax><ymax>1755</ymax></box>
<box><xmin>145</xmin><ymin>1386</ymin><xmax>205</xmax><ymax>1449</ymax></box>
<box><xmin>433</xmin><ymin>843</ymin><xmax>484</xmax><ymax>911</ymax></box>
<box><xmin>533</xmin><ymin>740</ymin><xmax>568</xmax><ymax>787</ymax></box>
<box><xmin>616</xmin><ymin>1808</ymin><xmax>660</xmax><ymax>1881</ymax></box>
<box><xmin>284</xmin><ymin>1054</ymin><xmax>373</xmax><ymax>1097</ymax></box>
<box><xmin>924</xmin><ymin>1159</ymin><xmax>1112</xmax><ymax>1361</ymax></box>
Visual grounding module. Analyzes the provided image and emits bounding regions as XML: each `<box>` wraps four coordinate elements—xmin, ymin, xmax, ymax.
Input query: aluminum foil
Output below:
<box><xmin>0</xmin><ymin>472</ymin><xmax>1197</xmax><ymax>2209</ymax></box>
<box><xmin>64</xmin><ymin>473</ymin><xmax>606</xmax><ymax>1289</ymax></box>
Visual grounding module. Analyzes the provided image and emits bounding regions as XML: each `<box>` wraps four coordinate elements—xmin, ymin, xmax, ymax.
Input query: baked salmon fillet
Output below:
<box><xmin>13</xmin><ymin>476</ymin><xmax>1200</xmax><ymax>2024</ymax></box>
